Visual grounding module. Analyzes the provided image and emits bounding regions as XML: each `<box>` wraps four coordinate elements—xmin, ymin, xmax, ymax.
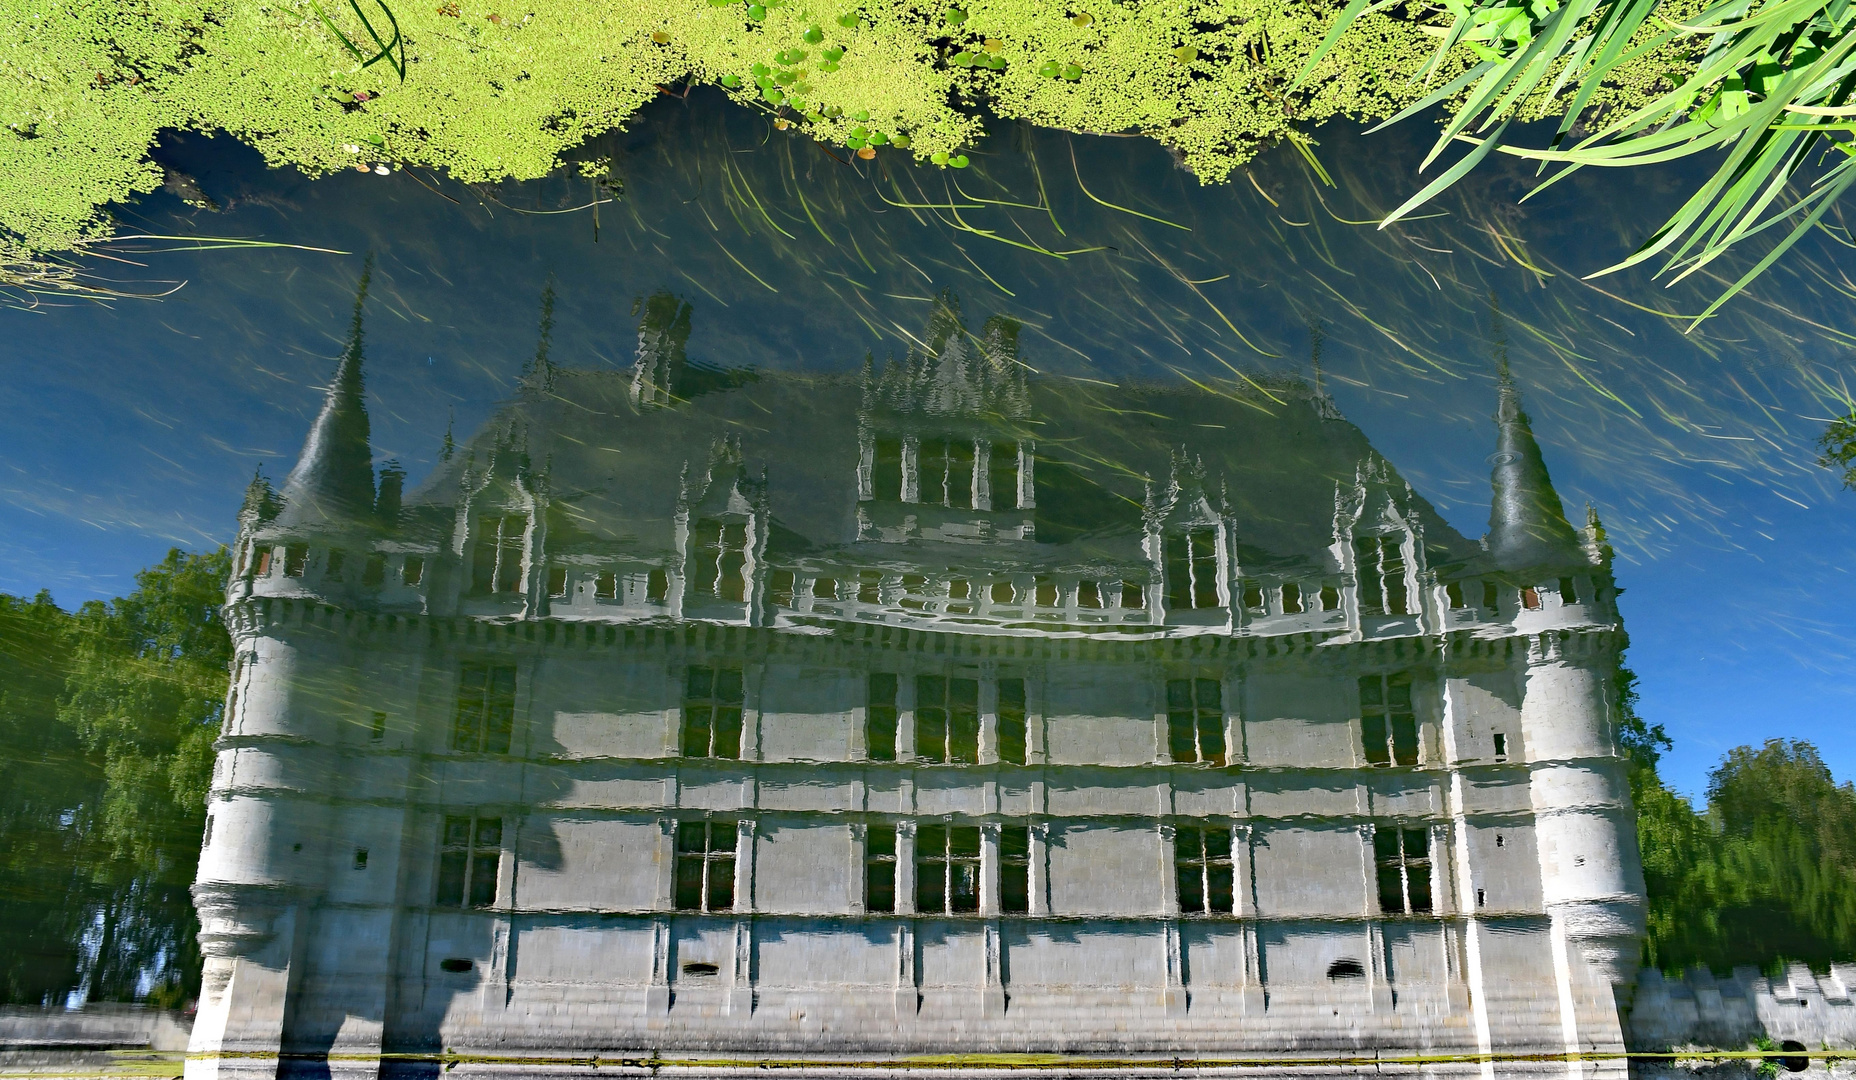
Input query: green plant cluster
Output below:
<box><xmin>1</xmin><ymin>0</ymin><xmax>1698</xmax><ymax>256</ymax></box>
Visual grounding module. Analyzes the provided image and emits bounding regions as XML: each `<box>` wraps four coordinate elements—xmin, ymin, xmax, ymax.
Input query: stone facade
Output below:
<box><xmin>186</xmin><ymin>286</ymin><xmax>1647</xmax><ymax>1079</ymax></box>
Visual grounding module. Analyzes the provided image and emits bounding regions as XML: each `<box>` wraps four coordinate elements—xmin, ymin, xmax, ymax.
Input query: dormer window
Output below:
<box><xmin>1354</xmin><ymin>534</ymin><xmax>1410</xmax><ymax>616</ymax></box>
<box><xmin>1163</xmin><ymin>528</ymin><xmax>1220</xmax><ymax>610</ymax></box>
<box><xmin>690</xmin><ymin>519</ymin><xmax>748</xmax><ymax>602</ymax></box>
<box><xmin>920</xmin><ymin>438</ymin><xmax>976</xmax><ymax>509</ymax></box>
<box><xmin>872</xmin><ymin>438</ymin><xmax>903</xmax><ymax>501</ymax></box>
<box><xmin>470</xmin><ymin>515</ymin><xmax>528</xmax><ymax>594</ymax></box>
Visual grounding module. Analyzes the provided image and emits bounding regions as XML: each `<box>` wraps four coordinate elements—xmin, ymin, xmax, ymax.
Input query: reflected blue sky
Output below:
<box><xmin>2</xmin><ymin>92</ymin><xmax>1850</xmax><ymax>798</ymax></box>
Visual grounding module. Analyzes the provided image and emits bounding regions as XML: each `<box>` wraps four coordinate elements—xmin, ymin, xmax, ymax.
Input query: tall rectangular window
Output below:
<box><xmin>453</xmin><ymin>662</ymin><xmax>517</xmax><ymax>754</ymax></box>
<box><xmin>436</xmin><ymin>814</ymin><xmax>502</xmax><ymax>909</ymax></box>
<box><xmin>915</xmin><ymin>675</ymin><xmax>979</xmax><ymax>764</ymax></box>
<box><xmin>284</xmin><ymin>544</ymin><xmax>309</xmax><ymax>578</ymax></box>
<box><xmin>996</xmin><ymin>678</ymin><xmax>1027</xmax><ymax>766</ymax></box>
<box><xmin>872</xmin><ymin>437</ymin><xmax>903</xmax><ymax>501</ymax></box>
<box><xmin>690</xmin><ymin>519</ymin><xmax>748</xmax><ymax>602</ymax></box>
<box><xmin>1359</xmin><ymin>672</ymin><xmax>1418</xmax><ymax>767</ymax></box>
<box><xmin>988</xmin><ymin>441</ymin><xmax>1019</xmax><ymax>511</ymax></box>
<box><xmin>865</xmin><ymin>823</ymin><xmax>897</xmax><ymax>913</ymax></box>
<box><xmin>675</xmin><ymin>820</ymin><xmax>737</xmax><ymax>912</ymax></box>
<box><xmin>362</xmin><ymin>553</ymin><xmax>386</xmax><ymax>587</ymax></box>
<box><xmin>1175</xmin><ymin>824</ymin><xmax>1235</xmax><ymax>915</ymax></box>
<box><xmin>1281</xmin><ymin>582</ymin><xmax>1304</xmax><ymax>614</ymax></box>
<box><xmin>470</xmin><ymin>515</ymin><xmax>527</xmax><ymax>594</ymax></box>
<box><xmin>921</xmin><ymin>438</ymin><xmax>975</xmax><ymax>509</ymax></box>
<box><xmin>1163</xmin><ymin>529</ymin><xmax>1221</xmax><ymax>610</ymax></box>
<box><xmin>402</xmin><ymin>555</ymin><xmax>424</xmax><ymax>586</ymax></box>
<box><xmin>1354</xmin><ymin>534</ymin><xmax>1410</xmax><ymax>616</ymax></box>
<box><xmin>916</xmin><ymin>823</ymin><xmax>980</xmax><ymax>914</ymax></box>
<box><xmin>682</xmin><ymin>666</ymin><xmax>744</xmax><ymax>759</ymax></box>
<box><xmin>1166</xmin><ymin>677</ymin><xmax>1225</xmax><ymax>765</ymax></box>
<box><xmin>867</xmin><ymin>673</ymin><xmax>899</xmax><ymax>762</ymax></box>
<box><xmin>1374</xmin><ymin>825</ymin><xmax>1433</xmax><ymax>915</ymax></box>
<box><xmin>767</xmin><ymin>569</ymin><xmax>796</xmax><ymax>608</ymax></box>
<box><xmin>1000</xmin><ymin>824</ymin><xmax>1031</xmax><ymax>914</ymax></box>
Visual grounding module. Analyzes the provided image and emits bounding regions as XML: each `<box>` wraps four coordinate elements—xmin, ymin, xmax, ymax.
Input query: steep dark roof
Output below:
<box><xmin>274</xmin><ymin>263</ymin><xmax>378</xmax><ymax>531</ymax></box>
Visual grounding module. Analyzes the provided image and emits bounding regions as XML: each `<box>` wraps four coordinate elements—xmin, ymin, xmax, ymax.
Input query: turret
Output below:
<box><xmin>273</xmin><ymin>259</ymin><xmax>378</xmax><ymax>532</ymax></box>
<box><xmin>1475</xmin><ymin>373</ymin><xmax>1646</xmax><ymax>993</ymax></box>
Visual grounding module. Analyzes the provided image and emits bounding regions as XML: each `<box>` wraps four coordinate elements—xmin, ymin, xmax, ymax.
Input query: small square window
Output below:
<box><xmin>596</xmin><ymin>571</ymin><xmax>618</xmax><ymax>600</ymax></box>
<box><xmin>1077</xmin><ymin>581</ymin><xmax>1102</xmax><ymax>609</ymax></box>
<box><xmin>990</xmin><ymin>581</ymin><xmax>1016</xmax><ymax>604</ymax></box>
<box><xmin>1281</xmin><ymin>582</ymin><xmax>1304</xmax><ymax>614</ymax></box>
<box><xmin>1320</xmin><ymin>584</ymin><xmax>1341</xmax><ymax>611</ymax></box>
<box><xmin>547</xmin><ymin>565</ymin><xmax>569</xmax><ymax>597</ymax></box>
<box><xmin>1445</xmin><ymin>582</ymin><xmax>1465</xmax><ymax>609</ymax></box>
<box><xmin>647</xmin><ymin>569</ymin><xmax>668</xmax><ymax>602</ymax></box>
<box><xmin>768</xmin><ymin>569</ymin><xmax>796</xmax><ymax>608</ymax></box>
<box><xmin>682</xmin><ymin>666</ymin><xmax>745</xmax><ymax>759</ymax></box>
<box><xmin>402</xmin><ymin>556</ymin><xmax>425</xmax><ymax>587</ymax></box>
<box><xmin>1120</xmin><ymin>581</ymin><xmax>1146</xmax><ymax>609</ymax></box>
<box><xmin>284</xmin><ymin>545</ymin><xmax>309</xmax><ymax>578</ymax></box>
<box><xmin>813</xmin><ymin>577</ymin><xmax>838</xmax><ymax>601</ymax></box>
<box><xmin>353</xmin><ymin>847</ymin><xmax>369</xmax><ymax>870</ymax></box>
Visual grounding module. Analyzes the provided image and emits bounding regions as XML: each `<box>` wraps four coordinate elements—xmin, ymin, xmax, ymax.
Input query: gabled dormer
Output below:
<box><xmin>675</xmin><ymin>434</ymin><xmax>768</xmax><ymax>623</ymax></box>
<box><xmin>452</xmin><ymin>424</ymin><xmax>544</xmax><ymax>616</ymax></box>
<box><xmin>1336</xmin><ymin>455</ymin><xmax>1428</xmax><ymax>638</ymax></box>
<box><xmin>1144</xmin><ymin>450</ymin><xmax>1233</xmax><ymax>628</ymax></box>
<box><xmin>856</xmin><ymin>294</ymin><xmax>1036</xmax><ymax>543</ymax></box>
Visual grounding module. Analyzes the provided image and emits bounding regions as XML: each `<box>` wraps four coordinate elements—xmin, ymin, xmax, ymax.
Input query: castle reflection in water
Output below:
<box><xmin>188</xmin><ymin>281</ymin><xmax>1645</xmax><ymax>1079</ymax></box>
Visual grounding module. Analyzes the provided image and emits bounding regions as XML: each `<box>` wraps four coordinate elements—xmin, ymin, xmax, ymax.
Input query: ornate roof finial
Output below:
<box><xmin>274</xmin><ymin>255</ymin><xmax>378</xmax><ymax>529</ymax></box>
<box><xmin>522</xmin><ymin>277</ymin><xmax>558</xmax><ymax>393</ymax></box>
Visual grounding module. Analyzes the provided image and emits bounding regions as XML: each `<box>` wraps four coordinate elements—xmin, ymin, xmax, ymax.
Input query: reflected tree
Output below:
<box><xmin>0</xmin><ymin>547</ymin><xmax>229</xmax><ymax>1006</ymax></box>
<box><xmin>1818</xmin><ymin>413</ymin><xmax>1856</xmax><ymax>490</ymax></box>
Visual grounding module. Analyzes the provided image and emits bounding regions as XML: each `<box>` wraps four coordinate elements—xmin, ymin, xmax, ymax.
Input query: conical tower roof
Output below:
<box><xmin>1485</xmin><ymin>366</ymin><xmax>1585</xmax><ymax>571</ymax></box>
<box><xmin>275</xmin><ymin>260</ymin><xmax>377</xmax><ymax>530</ymax></box>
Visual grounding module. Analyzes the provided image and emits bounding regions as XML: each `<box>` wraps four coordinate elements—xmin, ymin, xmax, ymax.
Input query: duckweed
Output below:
<box><xmin>0</xmin><ymin>0</ymin><xmax>1695</xmax><ymax>255</ymax></box>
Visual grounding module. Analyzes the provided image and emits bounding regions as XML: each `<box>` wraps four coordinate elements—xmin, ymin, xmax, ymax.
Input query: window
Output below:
<box><xmin>872</xmin><ymin>437</ymin><xmax>903</xmax><ymax>501</ymax></box>
<box><xmin>674</xmin><ymin>820</ymin><xmax>737</xmax><ymax>912</ymax></box>
<box><xmin>402</xmin><ymin>555</ymin><xmax>424</xmax><ymax>586</ymax></box>
<box><xmin>1354</xmin><ymin>534</ymin><xmax>1410</xmax><ymax>616</ymax></box>
<box><xmin>988</xmin><ymin>442</ymin><xmax>1019</xmax><ymax>511</ymax></box>
<box><xmin>1558</xmin><ymin>576</ymin><xmax>1580</xmax><ymax>604</ymax></box>
<box><xmin>900</xmin><ymin>574</ymin><xmax>929</xmax><ymax>610</ymax></box>
<box><xmin>865</xmin><ymin>823</ymin><xmax>897</xmax><ymax>913</ymax></box>
<box><xmin>1034</xmin><ymin>577</ymin><xmax>1059</xmax><ymax>607</ymax></box>
<box><xmin>325</xmin><ymin>548</ymin><xmax>346</xmax><ymax>581</ymax></box>
<box><xmin>682</xmin><ymin>666</ymin><xmax>744</xmax><ymax>759</ymax></box>
<box><xmin>453</xmin><ymin>662</ymin><xmax>517</xmax><ymax>754</ymax></box>
<box><xmin>1000</xmin><ymin>824</ymin><xmax>1031</xmax><ymax>914</ymax></box>
<box><xmin>1521</xmin><ymin>586</ymin><xmax>1541</xmax><ymax>610</ymax></box>
<box><xmin>362</xmin><ymin>553</ymin><xmax>385</xmax><ymax>587</ymax></box>
<box><xmin>1120</xmin><ymin>580</ymin><xmax>1146</xmax><ymax>609</ymax></box>
<box><xmin>921</xmin><ymin>437</ymin><xmax>976</xmax><ymax>509</ymax></box>
<box><xmin>436</xmin><ymin>815</ymin><xmax>502</xmax><ymax>908</ymax></box>
<box><xmin>990</xmin><ymin>580</ymin><xmax>1016</xmax><ymax>604</ymax></box>
<box><xmin>595</xmin><ymin>571</ymin><xmax>618</xmax><ymax>600</ymax></box>
<box><xmin>1164</xmin><ymin>528</ymin><xmax>1220</xmax><ymax>610</ymax></box>
<box><xmin>1077</xmin><ymin>580</ymin><xmax>1102</xmax><ymax>609</ymax></box>
<box><xmin>690</xmin><ymin>519</ymin><xmax>748</xmax><ymax>602</ymax></box>
<box><xmin>547</xmin><ymin>565</ymin><xmax>568</xmax><ymax>597</ymax></box>
<box><xmin>370</xmin><ymin>710</ymin><xmax>387</xmax><ymax>741</ymax></box>
<box><xmin>470</xmin><ymin>515</ymin><xmax>527</xmax><ymax>594</ymax></box>
<box><xmin>284</xmin><ymin>544</ymin><xmax>309</xmax><ymax>578</ymax></box>
<box><xmin>1166</xmin><ymin>677</ymin><xmax>1225</xmax><ymax>766</ymax></box>
<box><xmin>1175</xmin><ymin>824</ymin><xmax>1235</xmax><ymax>914</ymax></box>
<box><xmin>1240</xmin><ymin>581</ymin><xmax>1264</xmax><ymax>615</ymax></box>
<box><xmin>647</xmin><ymin>568</ymin><xmax>669</xmax><ymax>602</ymax></box>
<box><xmin>1446</xmin><ymin>581</ymin><xmax>1465</xmax><ymax>609</ymax></box>
<box><xmin>1282</xmin><ymin>582</ymin><xmax>1303</xmax><ymax>614</ymax></box>
<box><xmin>813</xmin><ymin>576</ymin><xmax>838</xmax><ymax>601</ymax></box>
<box><xmin>867</xmin><ymin>673</ymin><xmax>899</xmax><ymax>762</ymax></box>
<box><xmin>996</xmin><ymin>678</ymin><xmax>1027</xmax><ymax>766</ymax></box>
<box><xmin>916</xmin><ymin>675</ymin><xmax>979</xmax><ymax>764</ymax></box>
<box><xmin>1359</xmin><ymin>672</ymin><xmax>1417</xmax><ymax>767</ymax></box>
<box><xmin>947</xmin><ymin>578</ymin><xmax>973</xmax><ymax>614</ymax></box>
<box><xmin>1481</xmin><ymin>580</ymin><xmax>1499</xmax><ymax>609</ymax></box>
<box><xmin>1374</xmin><ymin>825</ymin><xmax>1433</xmax><ymax>915</ymax></box>
<box><xmin>1320</xmin><ymin>584</ymin><xmax>1341</xmax><ymax>611</ymax></box>
<box><xmin>916</xmin><ymin>823</ymin><xmax>980</xmax><ymax>914</ymax></box>
<box><xmin>255</xmin><ymin>547</ymin><xmax>274</xmax><ymax>576</ymax></box>
<box><xmin>767</xmin><ymin>569</ymin><xmax>795</xmax><ymax>608</ymax></box>
<box><xmin>1492</xmin><ymin>732</ymin><xmax>1509</xmax><ymax>761</ymax></box>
